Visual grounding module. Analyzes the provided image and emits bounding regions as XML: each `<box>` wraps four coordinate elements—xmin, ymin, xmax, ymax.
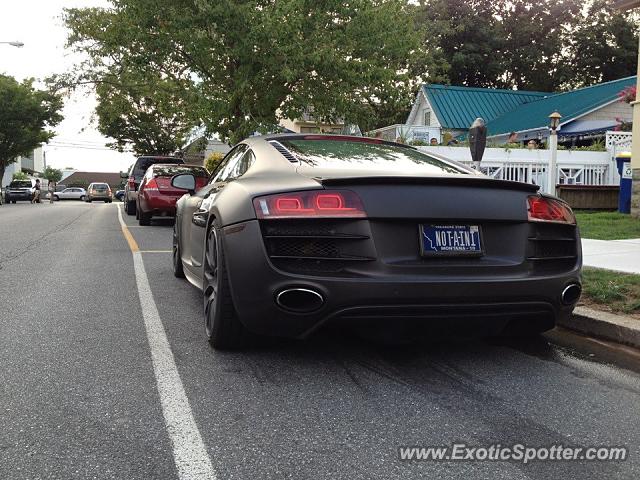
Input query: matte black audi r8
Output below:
<box><xmin>172</xmin><ymin>134</ymin><xmax>582</xmax><ymax>349</ymax></box>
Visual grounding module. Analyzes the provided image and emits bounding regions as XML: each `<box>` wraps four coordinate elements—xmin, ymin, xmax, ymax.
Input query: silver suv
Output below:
<box><xmin>5</xmin><ymin>179</ymin><xmax>37</xmax><ymax>203</ymax></box>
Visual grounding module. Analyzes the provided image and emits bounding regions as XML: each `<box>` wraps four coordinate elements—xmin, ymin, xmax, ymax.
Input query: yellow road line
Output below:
<box><xmin>117</xmin><ymin>204</ymin><xmax>140</xmax><ymax>253</ymax></box>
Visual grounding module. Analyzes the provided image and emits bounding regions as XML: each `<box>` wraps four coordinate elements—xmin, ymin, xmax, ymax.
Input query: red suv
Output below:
<box><xmin>137</xmin><ymin>164</ymin><xmax>209</xmax><ymax>225</ymax></box>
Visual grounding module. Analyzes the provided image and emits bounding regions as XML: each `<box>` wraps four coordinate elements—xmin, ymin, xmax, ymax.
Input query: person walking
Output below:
<box><xmin>48</xmin><ymin>180</ymin><xmax>56</xmax><ymax>204</ymax></box>
<box><xmin>31</xmin><ymin>179</ymin><xmax>41</xmax><ymax>203</ymax></box>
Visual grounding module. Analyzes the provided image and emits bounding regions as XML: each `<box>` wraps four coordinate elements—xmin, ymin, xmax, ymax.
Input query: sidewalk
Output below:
<box><xmin>558</xmin><ymin>237</ymin><xmax>640</xmax><ymax>349</ymax></box>
<box><xmin>581</xmin><ymin>238</ymin><xmax>640</xmax><ymax>274</ymax></box>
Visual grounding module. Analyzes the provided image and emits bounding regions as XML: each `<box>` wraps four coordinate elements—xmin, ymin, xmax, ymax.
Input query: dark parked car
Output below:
<box><xmin>4</xmin><ymin>179</ymin><xmax>37</xmax><ymax>203</ymax></box>
<box><xmin>123</xmin><ymin>155</ymin><xmax>184</xmax><ymax>215</ymax></box>
<box><xmin>136</xmin><ymin>164</ymin><xmax>209</xmax><ymax>226</ymax></box>
<box><xmin>114</xmin><ymin>190</ymin><xmax>125</xmax><ymax>201</ymax></box>
<box><xmin>172</xmin><ymin>134</ymin><xmax>582</xmax><ymax>349</ymax></box>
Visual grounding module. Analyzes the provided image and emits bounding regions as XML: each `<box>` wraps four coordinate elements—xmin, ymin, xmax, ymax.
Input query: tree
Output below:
<box><xmin>494</xmin><ymin>0</ymin><xmax>580</xmax><ymax>91</ymax></box>
<box><xmin>567</xmin><ymin>0</ymin><xmax>639</xmax><ymax>88</ymax></box>
<box><xmin>0</xmin><ymin>75</ymin><xmax>63</xmax><ymax>183</ymax></box>
<box><xmin>414</xmin><ymin>0</ymin><xmax>637</xmax><ymax>92</ymax></box>
<box><xmin>414</xmin><ymin>0</ymin><xmax>503</xmax><ymax>88</ymax></box>
<box><xmin>92</xmin><ymin>73</ymin><xmax>195</xmax><ymax>155</ymax></box>
<box><xmin>42</xmin><ymin>166</ymin><xmax>63</xmax><ymax>184</ymax></box>
<box><xmin>64</xmin><ymin>0</ymin><xmax>421</xmax><ymax>144</ymax></box>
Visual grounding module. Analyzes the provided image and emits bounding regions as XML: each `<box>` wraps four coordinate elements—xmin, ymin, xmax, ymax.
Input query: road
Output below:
<box><xmin>1</xmin><ymin>200</ymin><xmax>639</xmax><ymax>480</ymax></box>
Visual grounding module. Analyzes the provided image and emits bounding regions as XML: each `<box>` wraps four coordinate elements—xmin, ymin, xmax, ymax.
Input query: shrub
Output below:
<box><xmin>205</xmin><ymin>152</ymin><xmax>225</xmax><ymax>173</ymax></box>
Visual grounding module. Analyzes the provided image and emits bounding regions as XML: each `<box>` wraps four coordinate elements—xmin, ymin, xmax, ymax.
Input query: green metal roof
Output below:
<box><xmin>486</xmin><ymin>76</ymin><xmax>637</xmax><ymax>136</ymax></box>
<box><xmin>423</xmin><ymin>84</ymin><xmax>548</xmax><ymax>130</ymax></box>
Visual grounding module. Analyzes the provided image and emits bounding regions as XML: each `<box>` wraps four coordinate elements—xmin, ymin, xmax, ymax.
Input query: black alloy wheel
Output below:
<box><xmin>172</xmin><ymin>222</ymin><xmax>185</xmax><ymax>278</ymax></box>
<box><xmin>202</xmin><ymin>223</ymin><xmax>247</xmax><ymax>349</ymax></box>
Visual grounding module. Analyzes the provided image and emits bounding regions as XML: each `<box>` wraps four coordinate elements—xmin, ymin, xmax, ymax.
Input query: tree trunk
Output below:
<box><xmin>0</xmin><ymin>161</ymin><xmax>6</xmax><ymax>187</ymax></box>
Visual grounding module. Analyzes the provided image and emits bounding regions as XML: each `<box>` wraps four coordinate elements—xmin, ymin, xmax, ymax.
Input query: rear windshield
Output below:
<box><xmin>134</xmin><ymin>157</ymin><xmax>183</xmax><ymax>177</ymax></box>
<box><xmin>10</xmin><ymin>181</ymin><xmax>32</xmax><ymax>188</ymax></box>
<box><xmin>153</xmin><ymin>165</ymin><xmax>209</xmax><ymax>178</ymax></box>
<box><xmin>278</xmin><ymin>139</ymin><xmax>468</xmax><ymax>175</ymax></box>
<box><xmin>91</xmin><ymin>184</ymin><xmax>109</xmax><ymax>189</ymax></box>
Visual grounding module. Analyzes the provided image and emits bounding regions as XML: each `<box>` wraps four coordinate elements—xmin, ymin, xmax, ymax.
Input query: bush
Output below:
<box><xmin>12</xmin><ymin>171</ymin><xmax>28</xmax><ymax>180</ymax></box>
<box><xmin>205</xmin><ymin>152</ymin><xmax>225</xmax><ymax>173</ymax></box>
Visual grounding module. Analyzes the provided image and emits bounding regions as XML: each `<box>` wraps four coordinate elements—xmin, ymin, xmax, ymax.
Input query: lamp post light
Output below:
<box><xmin>0</xmin><ymin>41</ymin><xmax>24</xmax><ymax>47</ymax></box>
<box><xmin>548</xmin><ymin>111</ymin><xmax>562</xmax><ymax>196</ymax></box>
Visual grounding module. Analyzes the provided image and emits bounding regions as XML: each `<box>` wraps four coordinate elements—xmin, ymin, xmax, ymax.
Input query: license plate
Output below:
<box><xmin>419</xmin><ymin>224</ymin><xmax>483</xmax><ymax>256</ymax></box>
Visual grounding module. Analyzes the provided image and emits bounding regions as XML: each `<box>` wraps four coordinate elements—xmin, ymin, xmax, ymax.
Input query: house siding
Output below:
<box><xmin>580</xmin><ymin>101</ymin><xmax>632</xmax><ymax>123</ymax></box>
<box><xmin>407</xmin><ymin>92</ymin><xmax>441</xmax><ymax>128</ymax></box>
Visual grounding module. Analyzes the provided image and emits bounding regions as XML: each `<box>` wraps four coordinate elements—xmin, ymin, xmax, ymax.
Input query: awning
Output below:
<box><xmin>559</xmin><ymin>119</ymin><xmax>617</xmax><ymax>137</ymax></box>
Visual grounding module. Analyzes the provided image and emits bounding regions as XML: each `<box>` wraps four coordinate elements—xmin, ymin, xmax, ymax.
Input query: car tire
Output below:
<box><xmin>126</xmin><ymin>199</ymin><xmax>136</xmax><ymax>216</ymax></box>
<box><xmin>53</xmin><ymin>195</ymin><xmax>59</xmax><ymax>201</ymax></box>
<box><xmin>172</xmin><ymin>222</ymin><xmax>185</xmax><ymax>278</ymax></box>
<box><xmin>138</xmin><ymin>209</ymin><xmax>151</xmax><ymax>226</ymax></box>
<box><xmin>203</xmin><ymin>223</ymin><xmax>248</xmax><ymax>349</ymax></box>
<box><xmin>79</xmin><ymin>195</ymin><xmax>85</xmax><ymax>201</ymax></box>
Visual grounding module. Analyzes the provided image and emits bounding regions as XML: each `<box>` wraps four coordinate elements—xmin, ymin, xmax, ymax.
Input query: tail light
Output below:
<box><xmin>145</xmin><ymin>179</ymin><xmax>159</xmax><ymax>192</ymax></box>
<box><xmin>128</xmin><ymin>176</ymin><xmax>136</xmax><ymax>189</ymax></box>
<box><xmin>254</xmin><ymin>190</ymin><xmax>366</xmax><ymax>219</ymax></box>
<box><xmin>527</xmin><ymin>195</ymin><xmax>576</xmax><ymax>224</ymax></box>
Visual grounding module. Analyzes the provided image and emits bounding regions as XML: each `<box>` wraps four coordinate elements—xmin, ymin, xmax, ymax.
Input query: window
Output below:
<box><xmin>424</xmin><ymin>111</ymin><xmax>431</xmax><ymax>126</ymax></box>
<box><xmin>231</xmin><ymin>150</ymin><xmax>256</xmax><ymax>179</ymax></box>
<box><xmin>277</xmin><ymin>139</ymin><xmax>468</xmax><ymax>175</ymax></box>
<box><xmin>212</xmin><ymin>145</ymin><xmax>248</xmax><ymax>183</ymax></box>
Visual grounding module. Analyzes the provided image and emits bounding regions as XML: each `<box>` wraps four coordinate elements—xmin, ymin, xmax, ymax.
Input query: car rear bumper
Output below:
<box><xmin>222</xmin><ymin>220</ymin><xmax>582</xmax><ymax>338</ymax></box>
<box><xmin>141</xmin><ymin>192</ymin><xmax>180</xmax><ymax>216</ymax></box>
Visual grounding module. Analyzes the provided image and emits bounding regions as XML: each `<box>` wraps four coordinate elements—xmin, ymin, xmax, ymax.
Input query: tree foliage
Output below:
<box><xmin>415</xmin><ymin>0</ymin><xmax>638</xmax><ymax>92</ymax></box>
<box><xmin>64</xmin><ymin>0</ymin><xmax>423</xmax><ymax>144</ymax></box>
<box><xmin>567</xmin><ymin>0</ymin><xmax>639</xmax><ymax>88</ymax></box>
<box><xmin>42</xmin><ymin>166</ymin><xmax>63</xmax><ymax>183</ymax></box>
<box><xmin>12</xmin><ymin>171</ymin><xmax>28</xmax><ymax>181</ymax></box>
<box><xmin>0</xmin><ymin>75</ymin><xmax>63</xmax><ymax>183</ymax></box>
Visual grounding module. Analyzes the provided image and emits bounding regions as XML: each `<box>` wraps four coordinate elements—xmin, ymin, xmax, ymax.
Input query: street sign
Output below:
<box><xmin>622</xmin><ymin>164</ymin><xmax>633</xmax><ymax>179</ymax></box>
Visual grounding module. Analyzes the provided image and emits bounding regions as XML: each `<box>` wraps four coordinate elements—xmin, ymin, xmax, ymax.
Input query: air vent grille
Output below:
<box><xmin>269</xmin><ymin>140</ymin><xmax>298</xmax><ymax>163</ymax></box>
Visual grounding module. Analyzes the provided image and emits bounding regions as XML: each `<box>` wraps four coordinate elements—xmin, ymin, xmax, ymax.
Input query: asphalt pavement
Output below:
<box><xmin>1</xmin><ymin>200</ymin><xmax>640</xmax><ymax>480</ymax></box>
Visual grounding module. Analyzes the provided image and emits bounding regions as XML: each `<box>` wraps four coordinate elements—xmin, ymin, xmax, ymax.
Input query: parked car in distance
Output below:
<box><xmin>86</xmin><ymin>183</ymin><xmax>112</xmax><ymax>203</ymax></box>
<box><xmin>46</xmin><ymin>187</ymin><xmax>87</xmax><ymax>201</ymax></box>
<box><xmin>137</xmin><ymin>164</ymin><xmax>209</xmax><ymax>226</ymax></box>
<box><xmin>123</xmin><ymin>155</ymin><xmax>184</xmax><ymax>216</ymax></box>
<box><xmin>4</xmin><ymin>179</ymin><xmax>37</xmax><ymax>203</ymax></box>
<box><xmin>114</xmin><ymin>190</ymin><xmax>125</xmax><ymax>201</ymax></box>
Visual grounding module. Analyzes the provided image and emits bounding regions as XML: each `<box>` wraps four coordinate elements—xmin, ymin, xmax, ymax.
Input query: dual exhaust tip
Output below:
<box><xmin>275</xmin><ymin>283</ymin><xmax>582</xmax><ymax>312</ymax></box>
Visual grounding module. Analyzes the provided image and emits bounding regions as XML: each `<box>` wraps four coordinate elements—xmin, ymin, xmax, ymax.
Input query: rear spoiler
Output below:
<box><xmin>317</xmin><ymin>175</ymin><xmax>540</xmax><ymax>193</ymax></box>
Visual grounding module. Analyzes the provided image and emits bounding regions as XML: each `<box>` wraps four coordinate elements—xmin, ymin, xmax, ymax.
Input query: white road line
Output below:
<box><xmin>117</xmin><ymin>205</ymin><xmax>217</xmax><ymax>480</ymax></box>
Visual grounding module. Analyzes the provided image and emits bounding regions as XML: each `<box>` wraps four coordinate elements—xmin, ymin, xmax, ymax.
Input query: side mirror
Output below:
<box><xmin>171</xmin><ymin>173</ymin><xmax>196</xmax><ymax>194</ymax></box>
<box><xmin>120</xmin><ymin>171</ymin><xmax>128</xmax><ymax>179</ymax></box>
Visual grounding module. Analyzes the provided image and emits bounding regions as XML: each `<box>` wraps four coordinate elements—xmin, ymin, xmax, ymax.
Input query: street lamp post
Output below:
<box><xmin>0</xmin><ymin>41</ymin><xmax>24</xmax><ymax>47</ymax></box>
<box><xmin>548</xmin><ymin>111</ymin><xmax>562</xmax><ymax>196</ymax></box>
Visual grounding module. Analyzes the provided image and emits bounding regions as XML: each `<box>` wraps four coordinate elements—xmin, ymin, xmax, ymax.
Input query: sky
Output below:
<box><xmin>0</xmin><ymin>0</ymin><xmax>136</xmax><ymax>173</ymax></box>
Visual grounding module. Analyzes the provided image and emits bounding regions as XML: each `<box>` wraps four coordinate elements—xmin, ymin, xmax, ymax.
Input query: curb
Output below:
<box><xmin>558</xmin><ymin>306</ymin><xmax>640</xmax><ymax>350</ymax></box>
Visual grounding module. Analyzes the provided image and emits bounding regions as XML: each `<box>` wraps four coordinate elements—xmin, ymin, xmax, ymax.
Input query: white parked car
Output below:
<box><xmin>46</xmin><ymin>187</ymin><xmax>87</xmax><ymax>201</ymax></box>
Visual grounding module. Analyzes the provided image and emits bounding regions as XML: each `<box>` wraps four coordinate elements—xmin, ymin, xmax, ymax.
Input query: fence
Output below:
<box><xmin>417</xmin><ymin>146</ymin><xmax>615</xmax><ymax>194</ymax></box>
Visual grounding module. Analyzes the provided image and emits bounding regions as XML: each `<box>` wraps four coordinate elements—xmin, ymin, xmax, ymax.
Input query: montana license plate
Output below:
<box><xmin>419</xmin><ymin>224</ymin><xmax>483</xmax><ymax>256</ymax></box>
